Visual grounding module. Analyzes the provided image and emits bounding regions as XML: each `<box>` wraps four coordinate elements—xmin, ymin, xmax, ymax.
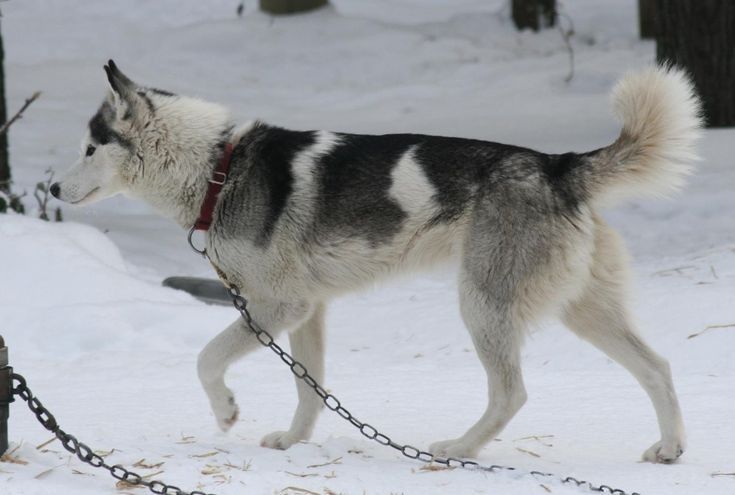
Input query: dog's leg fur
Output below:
<box><xmin>430</xmin><ymin>198</ymin><xmax>539</xmax><ymax>459</ymax></box>
<box><xmin>197</xmin><ymin>318</ymin><xmax>260</xmax><ymax>431</ymax></box>
<box><xmin>261</xmin><ymin>302</ymin><xmax>326</xmax><ymax>450</ymax></box>
<box><xmin>430</xmin><ymin>277</ymin><xmax>527</xmax><ymax>458</ymax></box>
<box><xmin>562</xmin><ymin>219</ymin><xmax>685</xmax><ymax>463</ymax></box>
<box><xmin>197</xmin><ymin>298</ymin><xmax>312</xmax><ymax>432</ymax></box>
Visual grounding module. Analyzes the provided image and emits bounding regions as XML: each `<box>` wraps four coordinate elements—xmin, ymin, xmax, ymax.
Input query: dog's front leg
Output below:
<box><xmin>261</xmin><ymin>302</ymin><xmax>326</xmax><ymax>450</ymax></box>
<box><xmin>197</xmin><ymin>298</ymin><xmax>312</xmax><ymax>433</ymax></box>
<box><xmin>197</xmin><ymin>317</ymin><xmax>260</xmax><ymax>431</ymax></box>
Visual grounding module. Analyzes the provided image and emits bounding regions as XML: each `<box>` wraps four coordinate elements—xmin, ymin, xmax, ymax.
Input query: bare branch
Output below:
<box><xmin>0</xmin><ymin>91</ymin><xmax>42</xmax><ymax>136</ymax></box>
<box><xmin>33</xmin><ymin>168</ymin><xmax>56</xmax><ymax>221</ymax></box>
<box><xmin>554</xmin><ymin>6</ymin><xmax>576</xmax><ymax>84</ymax></box>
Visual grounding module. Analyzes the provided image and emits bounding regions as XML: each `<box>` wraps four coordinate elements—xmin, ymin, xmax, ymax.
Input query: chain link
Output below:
<box><xmin>225</xmin><ymin>284</ymin><xmax>642</xmax><ymax>495</ymax></box>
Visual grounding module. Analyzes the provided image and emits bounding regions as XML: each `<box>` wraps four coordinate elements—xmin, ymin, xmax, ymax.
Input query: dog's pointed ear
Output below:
<box><xmin>104</xmin><ymin>59</ymin><xmax>136</xmax><ymax>97</ymax></box>
<box><xmin>103</xmin><ymin>60</ymin><xmax>142</xmax><ymax>118</ymax></box>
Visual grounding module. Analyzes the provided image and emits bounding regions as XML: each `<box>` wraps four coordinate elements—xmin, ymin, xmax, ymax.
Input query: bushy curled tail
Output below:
<box><xmin>584</xmin><ymin>65</ymin><xmax>703</xmax><ymax>206</ymax></box>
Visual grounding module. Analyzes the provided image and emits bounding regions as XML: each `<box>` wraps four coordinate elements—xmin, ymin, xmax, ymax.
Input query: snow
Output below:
<box><xmin>1</xmin><ymin>1</ymin><xmax>734</xmax><ymax>494</ymax></box>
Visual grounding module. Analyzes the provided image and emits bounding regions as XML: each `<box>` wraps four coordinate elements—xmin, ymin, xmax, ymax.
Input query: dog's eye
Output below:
<box><xmin>85</xmin><ymin>145</ymin><xmax>96</xmax><ymax>157</ymax></box>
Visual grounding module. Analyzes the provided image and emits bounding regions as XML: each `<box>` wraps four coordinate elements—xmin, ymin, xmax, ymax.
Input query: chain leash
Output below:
<box><xmin>10</xmin><ymin>373</ymin><xmax>215</xmax><ymax>495</ymax></box>
<box><xmin>6</xmin><ymin>283</ymin><xmax>641</xmax><ymax>495</ymax></box>
<box><xmin>224</xmin><ymin>284</ymin><xmax>641</xmax><ymax>495</ymax></box>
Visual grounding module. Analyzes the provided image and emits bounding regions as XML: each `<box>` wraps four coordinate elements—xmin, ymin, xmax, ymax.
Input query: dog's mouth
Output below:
<box><xmin>71</xmin><ymin>187</ymin><xmax>101</xmax><ymax>205</ymax></box>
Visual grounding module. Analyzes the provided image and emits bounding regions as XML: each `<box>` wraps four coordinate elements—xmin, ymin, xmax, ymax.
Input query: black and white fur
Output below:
<box><xmin>53</xmin><ymin>61</ymin><xmax>702</xmax><ymax>463</ymax></box>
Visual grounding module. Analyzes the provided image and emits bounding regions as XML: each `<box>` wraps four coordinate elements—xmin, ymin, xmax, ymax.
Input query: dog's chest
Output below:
<box><xmin>206</xmin><ymin>234</ymin><xmax>305</xmax><ymax>299</ymax></box>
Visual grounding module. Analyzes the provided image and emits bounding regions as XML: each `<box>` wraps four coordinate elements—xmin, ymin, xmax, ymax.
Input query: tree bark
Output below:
<box><xmin>0</xmin><ymin>24</ymin><xmax>10</xmax><ymax>193</ymax></box>
<box><xmin>259</xmin><ymin>0</ymin><xmax>328</xmax><ymax>15</ymax></box>
<box><xmin>512</xmin><ymin>0</ymin><xmax>556</xmax><ymax>32</ymax></box>
<box><xmin>655</xmin><ymin>0</ymin><xmax>735</xmax><ymax>127</ymax></box>
<box><xmin>638</xmin><ymin>0</ymin><xmax>657</xmax><ymax>39</ymax></box>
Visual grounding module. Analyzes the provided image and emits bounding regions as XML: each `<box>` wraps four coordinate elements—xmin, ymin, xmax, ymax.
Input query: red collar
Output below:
<box><xmin>192</xmin><ymin>142</ymin><xmax>234</xmax><ymax>232</ymax></box>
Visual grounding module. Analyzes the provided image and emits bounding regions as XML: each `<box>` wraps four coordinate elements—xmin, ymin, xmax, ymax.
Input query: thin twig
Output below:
<box><xmin>285</xmin><ymin>471</ymin><xmax>319</xmax><ymax>478</ymax></box>
<box><xmin>556</xmin><ymin>10</ymin><xmax>575</xmax><ymax>83</ymax></box>
<box><xmin>516</xmin><ymin>447</ymin><xmax>541</xmax><ymax>458</ymax></box>
<box><xmin>652</xmin><ymin>265</ymin><xmax>696</xmax><ymax>276</ymax></box>
<box><xmin>514</xmin><ymin>434</ymin><xmax>554</xmax><ymax>447</ymax></box>
<box><xmin>279</xmin><ymin>487</ymin><xmax>320</xmax><ymax>495</ymax></box>
<box><xmin>0</xmin><ymin>91</ymin><xmax>42</xmax><ymax>135</ymax></box>
<box><xmin>306</xmin><ymin>456</ymin><xmax>342</xmax><ymax>469</ymax></box>
<box><xmin>33</xmin><ymin>168</ymin><xmax>56</xmax><ymax>221</ymax></box>
<box><xmin>36</xmin><ymin>437</ymin><xmax>56</xmax><ymax>450</ymax></box>
<box><xmin>687</xmin><ymin>324</ymin><xmax>735</xmax><ymax>340</ymax></box>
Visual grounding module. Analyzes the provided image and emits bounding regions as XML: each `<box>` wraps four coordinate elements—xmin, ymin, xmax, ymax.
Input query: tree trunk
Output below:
<box><xmin>638</xmin><ymin>0</ymin><xmax>657</xmax><ymax>39</ymax></box>
<box><xmin>656</xmin><ymin>0</ymin><xmax>735</xmax><ymax>127</ymax></box>
<box><xmin>512</xmin><ymin>0</ymin><xmax>556</xmax><ymax>31</ymax></box>
<box><xmin>0</xmin><ymin>24</ymin><xmax>9</xmax><ymax>193</ymax></box>
<box><xmin>259</xmin><ymin>0</ymin><xmax>328</xmax><ymax>15</ymax></box>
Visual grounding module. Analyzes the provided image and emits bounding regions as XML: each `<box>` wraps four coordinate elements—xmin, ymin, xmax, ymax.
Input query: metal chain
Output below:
<box><xmin>7</xmin><ymin>283</ymin><xmax>641</xmax><ymax>495</ymax></box>
<box><xmin>10</xmin><ymin>373</ymin><xmax>215</xmax><ymax>495</ymax></box>
<box><xmin>226</xmin><ymin>284</ymin><xmax>642</xmax><ymax>495</ymax></box>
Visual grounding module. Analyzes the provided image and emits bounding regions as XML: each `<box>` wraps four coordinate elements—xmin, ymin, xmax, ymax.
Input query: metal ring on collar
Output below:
<box><xmin>187</xmin><ymin>226</ymin><xmax>207</xmax><ymax>256</ymax></box>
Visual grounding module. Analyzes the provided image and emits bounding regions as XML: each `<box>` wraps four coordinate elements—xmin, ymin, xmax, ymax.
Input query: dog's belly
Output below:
<box><xmin>298</xmin><ymin>218</ymin><xmax>466</xmax><ymax>296</ymax></box>
<box><xmin>209</xmin><ymin>219</ymin><xmax>464</xmax><ymax>302</ymax></box>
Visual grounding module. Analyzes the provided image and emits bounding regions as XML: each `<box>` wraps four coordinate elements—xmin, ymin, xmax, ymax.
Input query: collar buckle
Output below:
<box><xmin>208</xmin><ymin>171</ymin><xmax>228</xmax><ymax>186</ymax></box>
<box><xmin>191</xmin><ymin>141</ymin><xmax>235</xmax><ymax>237</ymax></box>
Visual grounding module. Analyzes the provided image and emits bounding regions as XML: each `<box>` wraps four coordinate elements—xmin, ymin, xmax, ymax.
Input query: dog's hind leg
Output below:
<box><xmin>261</xmin><ymin>302</ymin><xmax>326</xmax><ymax>450</ymax></box>
<box><xmin>562</xmin><ymin>221</ymin><xmax>685</xmax><ymax>463</ymax></box>
<box><xmin>428</xmin><ymin>193</ymin><xmax>580</xmax><ymax>460</ymax></box>
<box><xmin>197</xmin><ymin>298</ymin><xmax>312</xmax><ymax>433</ymax></box>
<box><xmin>429</xmin><ymin>269</ymin><xmax>527</xmax><ymax>459</ymax></box>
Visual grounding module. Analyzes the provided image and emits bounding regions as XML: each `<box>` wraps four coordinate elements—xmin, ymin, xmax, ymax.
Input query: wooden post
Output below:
<box><xmin>0</xmin><ymin>24</ymin><xmax>10</xmax><ymax>193</ymax></box>
<box><xmin>655</xmin><ymin>0</ymin><xmax>735</xmax><ymax>127</ymax></box>
<box><xmin>512</xmin><ymin>0</ymin><xmax>556</xmax><ymax>31</ymax></box>
<box><xmin>638</xmin><ymin>0</ymin><xmax>657</xmax><ymax>39</ymax></box>
<box><xmin>0</xmin><ymin>335</ymin><xmax>10</xmax><ymax>455</ymax></box>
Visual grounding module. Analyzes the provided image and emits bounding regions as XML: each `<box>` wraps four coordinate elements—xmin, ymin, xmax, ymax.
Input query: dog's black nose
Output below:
<box><xmin>50</xmin><ymin>182</ymin><xmax>61</xmax><ymax>198</ymax></box>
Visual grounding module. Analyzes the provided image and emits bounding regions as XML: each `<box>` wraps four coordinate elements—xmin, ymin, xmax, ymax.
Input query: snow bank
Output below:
<box><xmin>0</xmin><ymin>215</ymin><xmax>233</xmax><ymax>359</ymax></box>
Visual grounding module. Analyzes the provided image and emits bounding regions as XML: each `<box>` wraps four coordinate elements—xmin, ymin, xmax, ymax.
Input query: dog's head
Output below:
<box><xmin>52</xmin><ymin>60</ymin><xmax>164</xmax><ymax>205</ymax></box>
<box><xmin>53</xmin><ymin>60</ymin><xmax>232</xmax><ymax>226</ymax></box>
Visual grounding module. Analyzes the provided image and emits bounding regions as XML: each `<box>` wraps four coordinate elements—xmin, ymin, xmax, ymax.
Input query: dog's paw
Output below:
<box><xmin>642</xmin><ymin>440</ymin><xmax>684</xmax><ymax>464</ymax></box>
<box><xmin>428</xmin><ymin>438</ymin><xmax>479</xmax><ymax>460</ymax></box>
<box><xmin>260</xmin><ymin>430</ymin><xmax>301</xmax><ymax>450</ymax></box>
<box><xmin>210</xmin><ymin>390</ymin><xmax>239</xmax><ymax>432</ymax></box>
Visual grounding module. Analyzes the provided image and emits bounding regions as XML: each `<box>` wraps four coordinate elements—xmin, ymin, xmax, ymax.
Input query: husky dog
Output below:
<box><xmin>53</xmin><ymin>60</ymin><xmax>702</xmax><ymax>463</ymax></box>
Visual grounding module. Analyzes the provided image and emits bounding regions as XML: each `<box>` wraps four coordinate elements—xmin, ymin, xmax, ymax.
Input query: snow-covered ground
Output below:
<box><xmin>1</xmin><ymin>1</ymin><xmax>733</xmax><ymax>494</ymax></box>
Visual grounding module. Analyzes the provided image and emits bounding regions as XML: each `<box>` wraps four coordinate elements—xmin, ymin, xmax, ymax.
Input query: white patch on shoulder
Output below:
<box><xmin>231</xmin><ymin>120</ymin><xmax>257</xmax><ymax>144</ymax></box>
<box><xmin>287</xmin><ymin>131</ymin><xmax>341</xmax><ymax>226</ymax></box>
<box><xmin>292</xmin><ymin>130</ymin><xmax>340</xmax><ymax>186</ymax></box>
<box><xmin>389</xmin><ymin>146</ymin><xmax>438</xmax><ymax>217</ymax></box>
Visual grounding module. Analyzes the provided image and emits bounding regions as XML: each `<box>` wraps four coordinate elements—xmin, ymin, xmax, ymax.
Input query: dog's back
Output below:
<box><xmin>212</xmin><ymin>67</ymin><xmax>701</xmax><ymax>301</ymax></box>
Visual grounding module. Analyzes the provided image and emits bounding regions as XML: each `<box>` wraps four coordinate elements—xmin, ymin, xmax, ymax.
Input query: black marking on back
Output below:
<box><xmin>223</xmin><ymin>123</ymin><xmax>315</xmax><ymax>245</ymax></box>
<box><xmin>214</xmin><ymin>124</ymin><xmax>590</xmax><ymax>252</ymax></box>
<box><xmin>258</xmin><ymin>128</ymin><xmax>314</xmax><ymax>243</ymax></box>
<box><xmin>314</xmin><ymin>133</ymin><xmax>420</xmax><ymax>245</ymax></box>
<box><xmin>541</xmin><ymin>152</ymin><xmax>587</xmax><ymax>208</ymax></box>
<box><xmin>415</xmin><ymin>136</ymin><xmax>520</xmax><ymax>222</ymax></box>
